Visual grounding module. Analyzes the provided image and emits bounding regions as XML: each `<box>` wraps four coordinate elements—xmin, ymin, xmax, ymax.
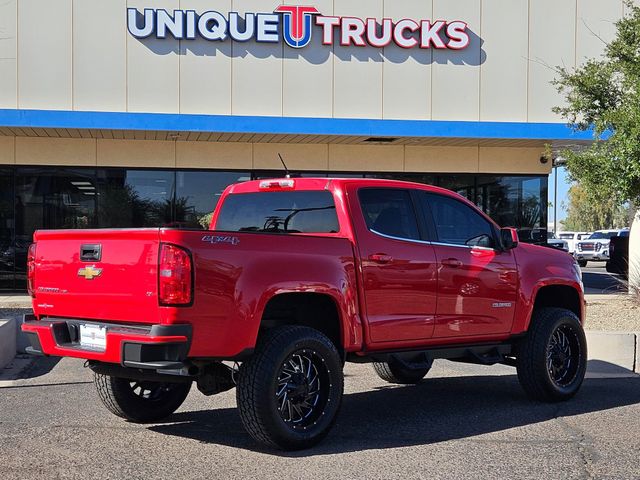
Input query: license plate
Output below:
<box><xmin>79</xmin><ymin>324</ymin><xmax>107</xmax><ymax>351</ymax></box>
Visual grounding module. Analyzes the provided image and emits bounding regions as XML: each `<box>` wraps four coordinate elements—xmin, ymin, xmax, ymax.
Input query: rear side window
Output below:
<box><xmin>215</xmin><ymin>191</ymin><xmax>339</xmax><ymax>233</ymax></box>
<box><xmin>421</xmin><ymin>193</ymin><xmax>496</xmax><ymax>248</ymax></box>
<box><xmin>358</xmin><ymin>188</ymin><xmax>420</xmax><ymax>241</ymax></box>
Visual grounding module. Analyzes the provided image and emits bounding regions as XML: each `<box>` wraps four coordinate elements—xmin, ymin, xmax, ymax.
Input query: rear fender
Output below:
<box><xmin>248</xmin><ymin>281</ymin><xmax>362</xmax><ymax>353</ymax></box>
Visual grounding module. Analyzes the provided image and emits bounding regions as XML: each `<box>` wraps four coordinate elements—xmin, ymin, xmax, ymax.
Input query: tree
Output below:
<box><xmin>561</xmin><ymin>183</ymin><xmax>631</xmax><ymax>231</ymax></box>
<box><xmin>553</xmin><ymin>3</ymin><xmax>640</xmax><ymax>290</ymax></box>
<box><xmin>553</xmin><ymin>3</ymin><xmax>640</xmax><ymax>205</ymax></box>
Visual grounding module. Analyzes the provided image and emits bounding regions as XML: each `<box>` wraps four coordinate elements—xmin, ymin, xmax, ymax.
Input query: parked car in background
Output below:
<box><xmin>546</xmin><ymin>232</ymin><xmax>570</xmax><ymax>252</ymax></box>
<box><xmin>557</xmin><ymin>232</ymin><xmax>592</xmax><ymax>254</ymax></box>
<box><xmin>606</xmin><ymin>234</ymin><xmax>629</xmax><ymax>278</ymax></box>
<box><xmin>575</xmin><ymin>229</ymin><xmax>629</xmax><ymax>267</ymax></box>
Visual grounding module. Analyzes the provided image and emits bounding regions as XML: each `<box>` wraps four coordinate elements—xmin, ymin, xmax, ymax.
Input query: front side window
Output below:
<box><xmin>215</xmin><ymin>191</ymin><xmax>339</xmax><ymax>234</ymax></box>
<box><xmin>358</xmin><ymin>188</ymin><xmax>420</xmax><ymax>241</ymax></box>
<box><xmin>422</xmin><ymin>193</ymin><xmax>496</xmax><ymax>248</ymax></box>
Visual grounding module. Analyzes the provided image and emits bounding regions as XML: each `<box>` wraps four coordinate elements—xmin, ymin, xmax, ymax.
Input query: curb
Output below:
<box><xmin>0</xmin><ymin>318</ymin><xmax>17</xmax><ymax>371</ymax></box>
<box><xmin>585</xmin><ymin>330</ymin><xmax>638</xmax><ymax>374</ymax></box>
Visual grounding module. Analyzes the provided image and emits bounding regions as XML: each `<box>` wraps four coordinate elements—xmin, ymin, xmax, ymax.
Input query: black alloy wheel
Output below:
<box><xmin>276</xmin><ymin>350</ymin><xmax>331</xmax><ymax>429</ymax></box>
<box><xmin>517</xmin><ymin>307</ymin><xmax>587</xmax><ymax>402</ymax></box>
<box><xmin>546</xmin><ymin>324</ymin><xmax>582</xmax><ymax>388</ymax></box>
<box><xmin>237</xmin><ymin>326</ymin><xmax>344</xmax><ymax>451</ymax></box>
<box><xmin>94</xmin><ymin>373</ymin><xmax>192</xmax><ymax>423</ymax></box>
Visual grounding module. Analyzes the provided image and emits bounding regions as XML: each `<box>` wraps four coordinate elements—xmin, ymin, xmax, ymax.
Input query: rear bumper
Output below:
<box><xmin>21</xmin><ymin>314</ymin><xmax>192</xmax><ymax>369</ymax></box>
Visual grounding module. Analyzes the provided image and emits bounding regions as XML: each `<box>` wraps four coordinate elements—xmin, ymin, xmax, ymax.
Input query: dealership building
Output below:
<box><xmin>0</xmin><ymin>0</ymin><xmax>624</xmax><ymax>290</ymax></box>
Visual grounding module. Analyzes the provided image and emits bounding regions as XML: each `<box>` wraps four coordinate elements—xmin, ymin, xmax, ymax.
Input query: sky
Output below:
<box><xmin>548</xmin><ymin>166</ymin><xmax>571</xmax><ymax>230</ymax></box>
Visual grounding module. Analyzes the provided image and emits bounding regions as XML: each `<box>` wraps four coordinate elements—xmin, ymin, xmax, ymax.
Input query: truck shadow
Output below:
<box><xmin>149</xmin><ymin>372</ymin><xmax>640</xmax><ymax>456</ymax></box>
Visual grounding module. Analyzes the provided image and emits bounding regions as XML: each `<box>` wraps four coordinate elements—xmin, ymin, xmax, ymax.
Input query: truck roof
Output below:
<box><xmin>226</xmin><ymin>177</ymin><xmax>462</xmax><ymax>199</ymax></box>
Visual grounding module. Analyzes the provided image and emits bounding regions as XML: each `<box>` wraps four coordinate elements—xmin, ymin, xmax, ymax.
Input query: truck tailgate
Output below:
<box><xmin>32</xmin><ymin>229</ymin><xmax>161</xmax><ymax>324</ymax></box>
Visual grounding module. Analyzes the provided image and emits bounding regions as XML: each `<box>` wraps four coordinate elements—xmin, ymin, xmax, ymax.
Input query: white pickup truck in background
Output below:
<box><xmin>557</xmin><ymin>231</ymin><xmax>592</xmax><ymax>255</ymax></box>
<box><xmin>574</xmin><ymin>229</ymin><xmax>630</xmax><ymax>267</ymax></box>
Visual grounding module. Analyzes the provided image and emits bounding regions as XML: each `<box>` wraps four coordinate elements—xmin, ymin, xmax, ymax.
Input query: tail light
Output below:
<box><xmin>27</xmin><ymin>243</ymin><xmax>37</xmax><ymax>297</ymax></box>
<box><xmin>158</xmin><ymin>244</ymin><xmax>193</xmax><ymax>306</ymax></box>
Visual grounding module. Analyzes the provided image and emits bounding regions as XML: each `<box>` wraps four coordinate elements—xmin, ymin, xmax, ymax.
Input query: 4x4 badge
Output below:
<box><xmin>78</xmin><ymin>266</ymin><xmax>103</xmax><ymax>280</ymax></box>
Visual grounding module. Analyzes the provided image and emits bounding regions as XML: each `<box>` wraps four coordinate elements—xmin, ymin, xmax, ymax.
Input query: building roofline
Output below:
<box><xmin>0</xmin><ymin>108</ymin><xmax>599</xmax><ymax>141</ymax></box>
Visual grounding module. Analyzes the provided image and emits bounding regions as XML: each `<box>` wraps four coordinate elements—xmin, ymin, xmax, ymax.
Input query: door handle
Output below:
<box><xmin>369</xmin><ymin>254</ymin><xmax>393</xmax><ymax>264</ymax></box>
<box><xmin>442</xmin><ymin>258</ymin><xmax>463</xmax><ymax>268</ymax></box>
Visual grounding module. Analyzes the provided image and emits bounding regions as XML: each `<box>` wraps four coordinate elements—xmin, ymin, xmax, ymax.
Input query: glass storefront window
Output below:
<box><xmin>476</xmin><ymin>175</ymin><xmax>548</xmax><ymax>243</ymax></box>
<box><xmin>0</xmin><ymin>169</ymin><xmax>14</xmax><ymax>290</ymax></box>
<box><xmin>14</xmin><ymin>167</ymin><xmax>98</xmax><ymax>289</ymax></box>
<box><xmin>95</xmin><ymin>169</ymin><xmax>175</xmax><ymax>228</ymax></box>
<box><xmin>436</xmin><ymin>174</ymin><xmax>476</xmax><ymax>201</ymax></box>
<box><xmin>0</xmin><ymin>166</ymin><xmax>548</xmax><ymax>290</ymax></box>
<box><xmin>176</xmin><ymin>171</ymin><xmax>251</xmax><ymax>229</ymax></box>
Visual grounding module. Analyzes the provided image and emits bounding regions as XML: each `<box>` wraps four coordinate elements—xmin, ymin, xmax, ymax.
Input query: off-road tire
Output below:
<box><xmin>93</xmin><ymin>373</ymin><xmax>191</xmax><ymax>423</ymax></box>
<box><xmin>577</xmin><ymin>260</ymin><xmax>588</xmax><ymax>268</ymax></box>
<box><xmin>516</xmin><ymin>307</ymin><xmax>587</xmax><ymax>402</ymax></box>
<box><xmin>372</xmin><ymin>358</ymin><xmax>433</xmax><ymax>385</ymax></box>
<box><xmin>236</xmin><ymin>326</ymin><xmax>344</xmax><ymax>451</ymax></box>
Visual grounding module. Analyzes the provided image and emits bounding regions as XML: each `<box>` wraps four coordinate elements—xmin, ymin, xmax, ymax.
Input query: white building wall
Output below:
<box><xmin>18</xmin><ymin>0</ymin><xmax>73</xmax><ymax>110</ymax></box>
<box><xmin>382</xmin><ymin>0</ymin><xmax>432</xmax><ymax>120</ymax></box>
<box><xmin>479</xmin><ymin>0</ymin><xmax>528</xmax><ymax>122</ymax></box>
<box><xmin>283</xmin><ymin>0</ymin><xmax>334</xmax><ymax>118</ymax></box>
<box><xmin>0</xmin><ymin>0</ymin><xmax>17</xmax><ymax>109</ymax></box>
<box><xmin>3</xmin><ymin>0</ymin><xmax>627</xmax><ymax>122</ymax></box>
<box><xmin>431</xmin><ymin>0</ymin><xmax>481</xmax><ymax>121</ymax></box>
<box><xmin>73</xmin><ymin>0</ymin><xmax>127</xmax><ymax>112</ymax></box>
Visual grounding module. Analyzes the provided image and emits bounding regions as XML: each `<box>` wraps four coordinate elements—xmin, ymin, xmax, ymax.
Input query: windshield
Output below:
<box><xmin>215</xmin><ymin>191</ymin><xmax>339</xmax><ymax>234</ymax></box>
<box><xmin>589</xmin><ymin>231</ymin><xmax>616</xmax><ymax>240</ymax></box>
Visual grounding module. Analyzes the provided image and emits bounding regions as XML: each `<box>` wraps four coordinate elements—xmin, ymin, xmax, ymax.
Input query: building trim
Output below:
<box><xmin>0</xmin><ymin>109</ymin><xmax>597</xmax><ymax>141</ymax></box>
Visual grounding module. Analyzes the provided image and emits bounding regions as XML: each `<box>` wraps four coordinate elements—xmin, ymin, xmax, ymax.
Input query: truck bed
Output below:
<box><xmin>30</xmin><ymin>228</ymin><xmax>358</xmax><ymax>358</ymax></box>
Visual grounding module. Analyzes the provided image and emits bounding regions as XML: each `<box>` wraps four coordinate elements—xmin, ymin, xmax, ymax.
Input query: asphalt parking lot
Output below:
<box><xmin>581</xmin><ymin>263</ymin><xmax>628</xmax><ymax>295</ymax></box>
<box><xmin>1</xmin><ymin>357</ymin><xmax>638</xmax><ymax>480</ymax></box>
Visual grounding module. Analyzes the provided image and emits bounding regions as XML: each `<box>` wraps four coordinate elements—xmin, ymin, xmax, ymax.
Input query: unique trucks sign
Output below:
<box><xmin>127</xmin><ymin>6</ymin><xmax>470</xmax><ymax>50</ymax></box>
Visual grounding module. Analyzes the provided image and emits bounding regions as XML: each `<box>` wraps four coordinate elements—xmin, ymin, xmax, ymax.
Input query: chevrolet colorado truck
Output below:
<box><xmin>22</xmin><ymin>178</ymin><xmax>587</xmax><ymax>451</ymax></box>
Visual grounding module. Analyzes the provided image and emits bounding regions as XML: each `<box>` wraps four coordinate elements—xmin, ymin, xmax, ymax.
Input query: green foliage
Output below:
<box><xmin>198</xmin><ymin>212</ymin><xmax>213</xmax><ymax>229</ymax></box>
<box><xmin>561</xmin><ymin>184</ymin><xmax>631</xmax><ymax>231</ymax></box>
<box><xmin>553</xmin><ymin>2</ymin><xmax>640</xmax><ymax>205</ymax></box>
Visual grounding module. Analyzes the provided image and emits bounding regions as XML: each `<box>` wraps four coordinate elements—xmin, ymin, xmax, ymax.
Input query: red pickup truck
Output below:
<box><xmin>22</xmin><ymin>178</ymin><xmax>586</xmax><ymax>450</ymax></box>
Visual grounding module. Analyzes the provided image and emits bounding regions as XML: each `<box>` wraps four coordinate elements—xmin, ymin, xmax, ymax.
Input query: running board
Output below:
<box><xmin>349</xmin><ymin>343</ymin><xmax>513</xmax><ymax>367</ymax></box>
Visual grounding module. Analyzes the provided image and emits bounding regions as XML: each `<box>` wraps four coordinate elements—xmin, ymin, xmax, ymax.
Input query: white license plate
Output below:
<box><xmin>79</xmin><ymin>324</ymin><xmax>107</xmax><ymax>351</ymax></box>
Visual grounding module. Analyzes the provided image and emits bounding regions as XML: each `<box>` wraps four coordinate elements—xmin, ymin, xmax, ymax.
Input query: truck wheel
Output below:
<box><xmin>372</xmin><ymin>358</ymin><xmax>432</xmax><ymax>385</ymax></box>
<box><xmin>516</xmin><ymin>307</ymin><xmax>587</xmax><ymax>402</ymax></box>
<box><xmin>93</xmin><ymin>373</ymin><xmax>191</xmax><ymax>423</ymax></box>
<box><xmin>577</xmin><ymin>260</ymin><xmax>588</xmax><ymax>268</ymax></box>
<box><xmin>236</xmin><ymin>326</ymin><xmax>344</xmax><ymax>451</ymax></box>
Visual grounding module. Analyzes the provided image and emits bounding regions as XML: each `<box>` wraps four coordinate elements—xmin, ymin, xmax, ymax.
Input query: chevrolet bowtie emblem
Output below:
<box><xmin>78</xmin><ymin>266</ymin><xmax>102</xmax><ymax>280</ymax></box>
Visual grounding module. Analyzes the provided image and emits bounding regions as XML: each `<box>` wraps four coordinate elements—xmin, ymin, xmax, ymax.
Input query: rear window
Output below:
<box><xmin>215</xmin><ymin>191</ymin><xmax>339</xmax><ymax>234</ymax></box>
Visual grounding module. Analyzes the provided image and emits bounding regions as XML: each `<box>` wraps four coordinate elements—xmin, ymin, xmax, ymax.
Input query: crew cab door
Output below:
<box><xmin>350</xmin><ymin>187</ymin><xmax>438</xmax><ymax>344</ymax></box>
<box><xmin>416</xmin><ymin>192</ymin><xmax>518</xmax><ymax>338</ymax></box>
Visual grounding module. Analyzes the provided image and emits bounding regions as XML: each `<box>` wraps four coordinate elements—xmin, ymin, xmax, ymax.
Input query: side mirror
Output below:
<box><xmin>501</xmin><ymin>227</ymin><xmax>519</xmax><ymax>250</ymax></box>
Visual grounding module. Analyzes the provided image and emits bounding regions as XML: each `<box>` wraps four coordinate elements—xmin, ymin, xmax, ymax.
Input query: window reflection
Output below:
<box><xmin>0</xmin><ymin>170</ymin><xmax>13</xmax><ymax>290</ymax></box>
<box><xmin>13</xmin><ymin>167</ymin><xmax>98</xmax><ymax>289</ymax></box>
<box><xmin>176</xmin><ymin>171</ymin><xmax>251</xmax><ymax>229</ymax></box>
<box><xmin>95</xmin><ymin>170</ymin><xmax>175</xmax><ymax>228</ymax></box>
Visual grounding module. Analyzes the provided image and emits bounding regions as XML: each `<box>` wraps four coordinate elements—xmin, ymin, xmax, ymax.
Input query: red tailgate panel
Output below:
<box><xmin>32</xmin><ymin>229</ymin><xmax>161</xmax><ymax>324</ymax></box>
